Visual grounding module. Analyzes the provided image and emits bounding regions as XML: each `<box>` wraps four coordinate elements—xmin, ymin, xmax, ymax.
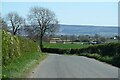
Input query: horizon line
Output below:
<box><xmin>59</xmin><ymin>24</ymin><xmax>118</xmax><ymax>27</ymax></box>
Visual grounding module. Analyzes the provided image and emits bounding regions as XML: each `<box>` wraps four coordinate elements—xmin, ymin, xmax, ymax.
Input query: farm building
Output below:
<box><xmin>49</xmin><ymin>38</ymin><xmax>70</xmax><ymax>43</ymax></box>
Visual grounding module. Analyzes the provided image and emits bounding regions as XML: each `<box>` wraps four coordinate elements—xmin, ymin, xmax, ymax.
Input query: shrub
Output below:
<box><xmin>2</xmin><ymin>30</ymin><xmax>40</xmax><ymax>65</ymax></box>
<box><xmin>112</xmin><ymin>55</ymin><xmax>120</xmax><ymax>67</ymax></box>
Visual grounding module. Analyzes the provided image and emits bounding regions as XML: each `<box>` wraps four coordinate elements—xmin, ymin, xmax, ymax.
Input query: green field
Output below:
<box><xmin>43</xmin><ymin>42</ymin><xmax>90</xmax><ymax>49</ymax></box>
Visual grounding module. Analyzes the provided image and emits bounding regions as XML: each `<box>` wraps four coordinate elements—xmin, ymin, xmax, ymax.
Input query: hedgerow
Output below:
<box><xmin>42</xmin><ymin>42</ymin><xmax>120</xmax><ymax>67</ymax></box>
<box><xmin>42</xmin><ymin>43</ymin><xmax>120</xmax><ymax>56</ymax></box>
<box><xmin>2</xmin><ymin>30</ymin><xmax>40</xmax><ymax>65</ymax></box>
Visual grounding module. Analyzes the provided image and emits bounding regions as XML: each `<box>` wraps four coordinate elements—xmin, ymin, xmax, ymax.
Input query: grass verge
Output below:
<box><xmin>79</xmin><ymin>53</ymin><xmax>114</xmax><ymax>65</ymax></box>
<box><xmin>2</xmin><ymin>52</ymin><xmax>48</xmax><ymax>78</ymax></box>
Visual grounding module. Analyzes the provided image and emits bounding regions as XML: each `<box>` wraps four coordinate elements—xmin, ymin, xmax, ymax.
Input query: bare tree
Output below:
<box><xmin>6</xmin><ymin>12</ymin><xmax>24</xmax><ymax>35</ymax></box>
<box><xmin>28</xmin><ymin>7</ymin><xmax>59</xmax><ymax>49</ymax></box>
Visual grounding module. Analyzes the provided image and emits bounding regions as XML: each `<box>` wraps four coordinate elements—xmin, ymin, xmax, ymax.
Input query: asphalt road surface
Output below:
<box><xmin>28</xmin><ymin>54</ymin><xmax>118</xmax><ymax>78</ymax></box>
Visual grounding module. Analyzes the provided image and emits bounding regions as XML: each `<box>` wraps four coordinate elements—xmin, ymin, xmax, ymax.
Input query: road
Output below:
<box><xmin>28</xmin><ymin>54</ymin><xmax>118</xmax><ymax>78</ymax></box>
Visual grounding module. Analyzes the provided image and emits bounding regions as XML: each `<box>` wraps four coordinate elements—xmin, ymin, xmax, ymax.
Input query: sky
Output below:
<box><xmin>1</xmin><ymin>0</ymin><xmax>120</xmax><ymax>2</ymax></box>
<box><xmin>1</xmin><ymin>1</ymin><xmax>119</xmax><ymax>26</ymax></box>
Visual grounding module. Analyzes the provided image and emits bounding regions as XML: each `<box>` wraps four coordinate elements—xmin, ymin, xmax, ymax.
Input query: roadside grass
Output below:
<box><xmin>43</xmin><ymin>42</ymin><xmax>90</xmax><ymax>49</ymax></box>
<box><xmin>79</xmin><ymin>53</ymin><xmax>113</xmax><ymax>65</ymax></box>
<box><xmin>64</xmin><ymin>53</ymin><xmax>78</xmax><ymax>56</ymax></box>
<box><xmin>2</xmin><ymin>52</ymin><xmax>48</xmax><ymax>78</ymax></box>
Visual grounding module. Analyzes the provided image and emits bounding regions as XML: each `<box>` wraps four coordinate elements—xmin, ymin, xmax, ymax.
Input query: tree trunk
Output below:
<box><xmin>13</xmin><ymin>31</ymin><xmax>16</xmax><ymax>35</ymax></box>
<box><xmin>40</xmin><ymin>36</ymin><xmax>43</xmax><ymax>51</ymax></box>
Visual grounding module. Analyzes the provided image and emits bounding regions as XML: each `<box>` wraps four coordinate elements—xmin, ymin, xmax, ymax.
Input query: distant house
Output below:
<box><xmin>49</xmin><ymin>38</ymin><xmax>63</xmax><ymax>43</ymax></box>
<box><xmin>49</xmin><ymin>38</ymin><xmax>70</xmax><ymax>43</ymax></box>
<box><xmin>62</xmin><ymin>40</ymin><xmax>71</xmax><ymax>44</ymax></box>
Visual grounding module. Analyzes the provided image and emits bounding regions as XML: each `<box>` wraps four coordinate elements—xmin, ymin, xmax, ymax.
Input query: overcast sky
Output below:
<box><xmin>1</xmin><ymin>1</ymin><xmax>119</xmax><ymax>26</ymax></box>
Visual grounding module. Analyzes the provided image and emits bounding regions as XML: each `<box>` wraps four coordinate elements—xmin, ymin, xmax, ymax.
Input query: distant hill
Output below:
<box><xmin>57</xmin><ymin>24</ymin><xmax>118</xmax><ymax>37</ymax></box>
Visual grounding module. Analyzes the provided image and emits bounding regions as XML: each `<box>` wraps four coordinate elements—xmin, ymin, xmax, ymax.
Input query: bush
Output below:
<box><xmin>2</xmin><ymin>30</ymin><xmax>40</xmax><ymax>65</ymax></box>
<box><xmin>81</xmin><ymin>43</ymin><xmax>120</xmax><ymax>56</ymax></box>
<box><xmin>111</xmin><ymin>55</ymin><xmax>120</xmax><ymax>67</ymax></box>
<box><xmin>96</xmin><ymin>43</ymin><xmax>119</xmax><ymax>56</ymax></box>
<box><xmin>18</xmin><ymin>36</ymin><xmax>40</xmax><ymax>53</ymax></box>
